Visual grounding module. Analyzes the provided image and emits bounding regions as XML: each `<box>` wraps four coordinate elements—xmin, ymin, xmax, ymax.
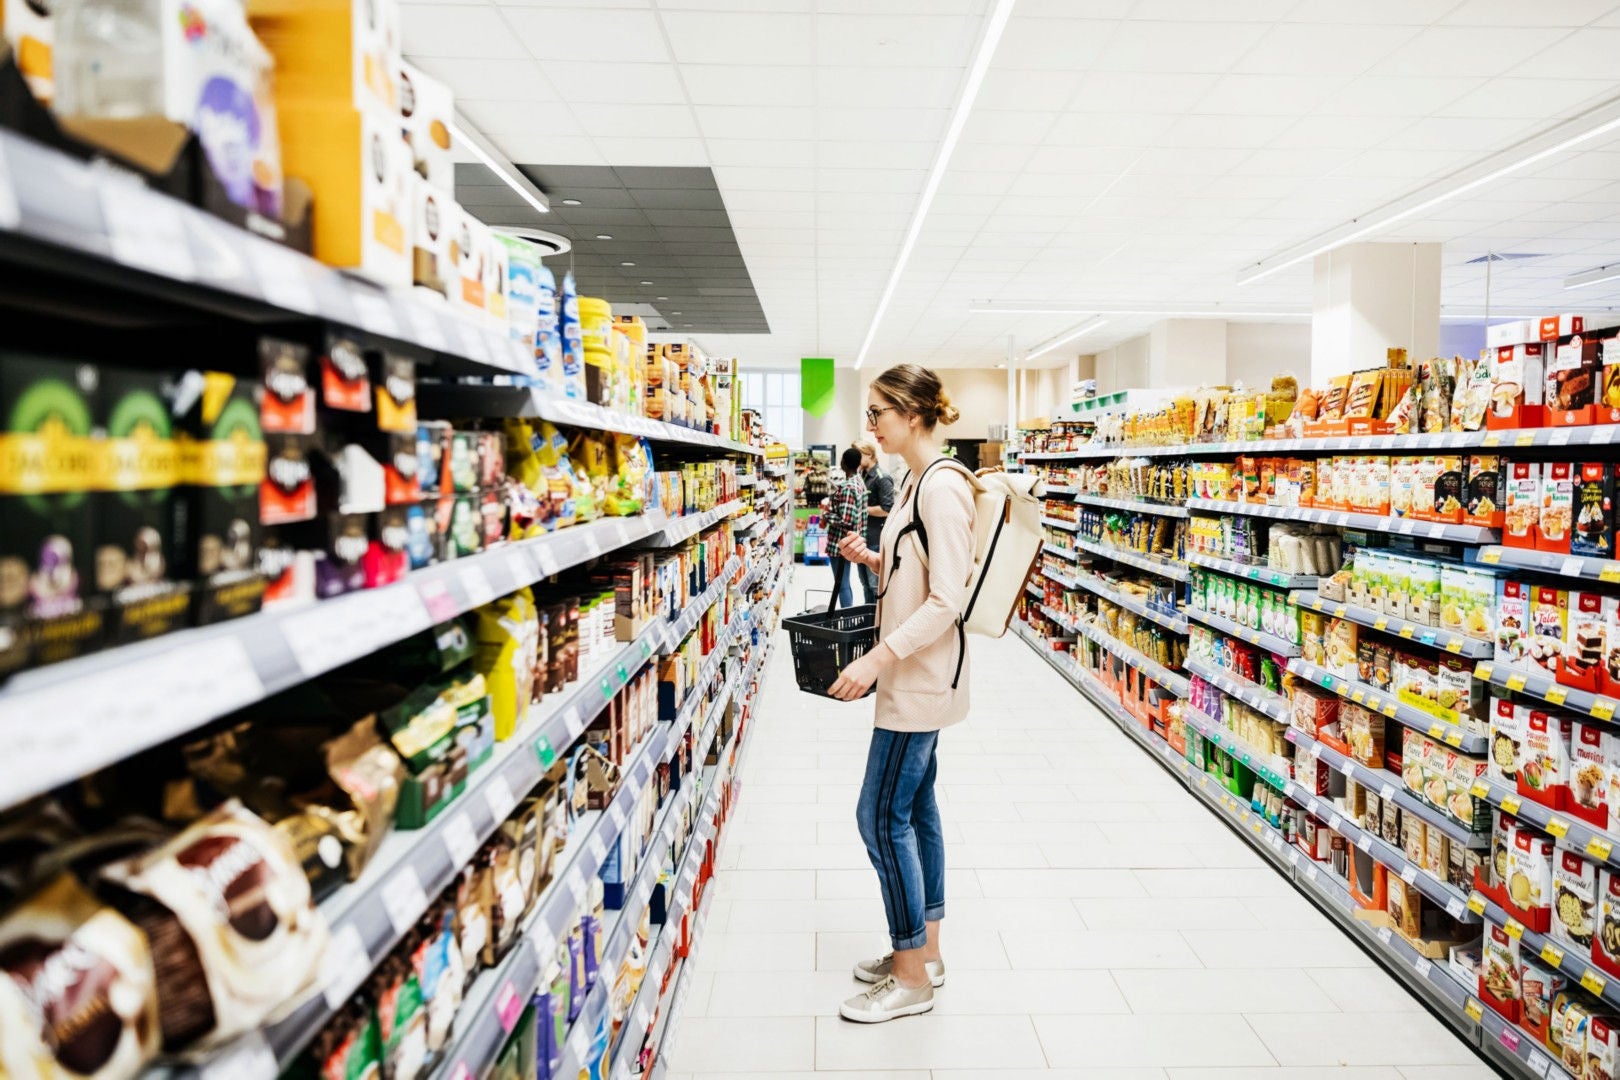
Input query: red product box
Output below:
<box><xmin>1479</xmin><ymin>923</ymin><xmax>1522</xmax><ymax>1024</ymax></box>
<box><xmin>1561</xmin><ymin>590</ymin><xmax>1608</xmax><ymax>692</ymax></box>
<box><xmin>1517</xmin><ymin>709</ymin><xmax>1571</xmax><ymax>811</ymax></box>
<box><xmin>1540</xmin><ymin>314</ymin><xmax>1585</xmax><ymax>341</ymax></box>
<box><xmin>1538</xmin><ymin>461</ymin><xmax>1575</xmax><ymax>552</ymax></box>
<box><xmin>1596</xmin><ymin>869</ymin><xmax>1620</xmax><ymax>980</ymax></box>
<box><xmin>1505</xmin><ymin>461</ymin><xmax>1541</xmax><ymax>549</ymax></box>
<box><xmin>1487</xmin><ymin>343</ymin><xmax>1547</xmax><ymax>431</ymax></box>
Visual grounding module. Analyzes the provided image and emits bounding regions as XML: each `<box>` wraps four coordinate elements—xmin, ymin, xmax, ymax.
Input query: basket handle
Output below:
<box><xmin>827</xmin><ymin>556</ymin><xmax>848</xmax><ymax>614</ymax></box>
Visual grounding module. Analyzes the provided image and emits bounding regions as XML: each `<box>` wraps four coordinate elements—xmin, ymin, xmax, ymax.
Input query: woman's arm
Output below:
<box><xmin>880</xmin><ymin>469</ymin><xmax>976</xmax><ymax>659</ymax></box>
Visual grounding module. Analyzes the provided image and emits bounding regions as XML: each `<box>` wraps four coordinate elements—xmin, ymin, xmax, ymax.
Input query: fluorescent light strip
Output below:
<box><xmin>451</xmin><ymin>115</ymin><xmax>550</xmax><ymax>217</ymax></box>
<box><xmin>852</xmin><ymin>0</ymin><xmax>1017</xmax><ymax>371</ymax></box>
<box><xmin>1237</xmin><ymin>99</ymin><xmax>1620</xmax><ymax>287</ymax></box>
<box><xmin>970</xmin><ymin>306</ymin><xmax>1311</xmax><ymax>318</ymax></box>
<box><xmin>1026</xmin><ymin>317</ymin><xmax>1108</xmax><ymax>361</ymax></box>
<box><xmin>1566</xmin><ymin>263</ymin><xmax>1620</xmax><ymax>290</ymax></box>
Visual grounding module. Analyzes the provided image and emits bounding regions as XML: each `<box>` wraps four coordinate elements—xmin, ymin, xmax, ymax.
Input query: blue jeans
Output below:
<box><xmin>829</xmin><ymin>555</ymin><xmax>855</xmax><ymax>608</ymax></box>
<box><xmin>856</xmin><ymin>729</ymin><xmax>945</xmax><ymax>951</ymax></box>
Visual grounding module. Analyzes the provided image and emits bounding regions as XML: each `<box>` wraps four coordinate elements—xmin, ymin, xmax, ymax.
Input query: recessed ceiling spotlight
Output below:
<box><xmin>562</xmin><ymin>198</ymin><xmax>581</xmax><ymax>206</ymax></box>
<box><xmin>595</xmin><ymin>233</ymin><xmax>612</xmax><ymax>240</ymax></box>
<box><xmin>671</xmin><ymin>311</ymin><xmax>682</xmax><ymax>315</ymax></box>
<box><xmin>640</xmin><ymin>280</ymin><xmax>654</xmax><ymax>285</ymax></box>
<box><xmin>656</xmin><ymin>296</ymin><xmax>668</xmax><ymax>301</ymax></box>
<box><xmin>621</xmin><ymin>261</ymin><xmax>635</xmax><ymax>267</ymax></box>
<box><xmin>683</xmin><ymin>323</ymin><xmax>693</xmax><ymax>327</ymax></box>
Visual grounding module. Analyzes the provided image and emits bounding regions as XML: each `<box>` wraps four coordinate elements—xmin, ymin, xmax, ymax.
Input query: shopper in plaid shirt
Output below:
<box><xmin>824</xmin><ymin>446</ymin><xmax>868</xmax><ymax>608</ymax></box>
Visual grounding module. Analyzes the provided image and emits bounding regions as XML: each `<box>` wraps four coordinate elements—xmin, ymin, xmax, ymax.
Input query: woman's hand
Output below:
<box><xmin>836</xmin><ymin>532</ymin><xmax>879</xmax><ymax>571</ymax></box>
<box><xmin>828</xmin><ymin>644</ymin><xmax>892</xmax><ymax>701</ymax></box>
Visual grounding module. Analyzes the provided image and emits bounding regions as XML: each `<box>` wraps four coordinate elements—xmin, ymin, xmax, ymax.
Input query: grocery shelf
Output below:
<box><xmin>1070</xmin><ymin>572</ymin><xmax>1189</xmax><ymax>634</ymax></box>
<box><xmin>1073</xmin><ymin>536</ymin><xmax>1191</xmax><ymax>581</ymax></box>
<box><xmin>1177</xmin><ymin>755</ymin><xmax>1298</xmax><ymax>876</ymax></box>
<box><xmin>1467</xmin><ymin>774</ymin><xmax>1620</xmax><ymax>871</ymax></box>
<box><xmin>417</xmin><ymin>384</ymin><xmax>763</xmax><ymax>456</ymax></box>
<box><xmin>1185</xmin><ymin>497</ymin><xmax>1500</xmax><ymax>544</ymax></box>
<box><xmin>640</xmin><ymin>499</ymin><xmax>746</xmax><ymax>548</ymax></box>
<box><xmin>1287</xmin><ymin>660</ymin><xmax>1489</xmax><ymax>754</ymax></box>
<box><xmin>1477</xmin><ymin>1005</ymin><xmax>1569</xmax><ymax>1080</ymax></box>
<box><xmin>1292</xmin><ymin>594</ymin><xmax>1494</xmax><ymax>660</ymax></box>
<box><xmin>1286</xmin><ymin>728</ymin><xmax>1488</xmax><ymax>849</ymax></box>
<box><xmin>1183</xmin><ymin>656</ymin><xmax>1289</xmax><ymax>722</ymax></box>
<box><xmin>1042</xmin><ymin>484</ymin><xmax>1078</xmax><ymax>496</ymax></box>
<box><xmin>0</xmin><ymin>128</ymin><xmax>533</xmax><ymax>381</ymax></box>
<box><xmin>1477</xmin><ymin>545</ymin><xmax>1620</xmax><ymax>583</ymax></box>
<box><xmin>1074</xmin><ymin>493</ymin><xmax>1190</xmax><ymax>518</ymax></box>
<box><xmin>1470</xmin><ymin>889</ymin><xmax>1620</xmax><ymax>1017</ymax></box>
<box><xmin>1474</xmin><ymin>660</ymin><xmax>1620</xmax><ymax>728</ymax></box>
<box><xmin>764</xmin><ymin>461</ymin><xmax>790</xmax><ymax>477</ymax></box>
<box><xmin>1040</xmin><ymin>515</ymin><xmax>1081</xmax><ymax>532</ymax></box>
<box><xmin>734</xmin><ymin>512</ymin><xmax>762</xmax><ymax>533</ymax></box>
<box><xmin>661</xmin><ymin>558</ymin><xmax>742</xmax><ymax>654</ymax></box>
<box><xmin>1185</xmin><ymin>551</ymin><xmax>1319</xmax><ymax>589</ymax></box>
<box><xmin>0</xmin><ymin>510</ymin><xmax>695</xmax><ymax>811</ymax></box>
<box><xmin>1043</xmin><ymin>541</ymin><xmax>1080</xmax><ymax>562</ymax></box>
<box><xmin>1181</xmin><ymin>605</ymin><xmax>1303</xmax><ymax>657</ymax></box>
<box><xmin>1026</xmin><ymin>580</ymin><xmax>1044</xmax><ymax>599</ymax></box>
<box><xmin>1478</xmin><ymin>426</ymin><xmax>1620</xmax><ymax>450</ymax></box>
<box><xmin>1041</xmin><ymin>565</ymin><xmax>1080</xmax><ymax>590</ymax></box>
<box><xmin>738</xmin><ymin>474</ymin><xmax>759</xmax><ymax>488</ymax></box>
<box><xmin>1180</xmin><ymin>706</ymin><xmax>1291</xmax><ymax>791</ymax></box>
<box><xmin>1059</xmin><ymin>613</ymin><xmax>1190</xmax><ymax>697</ymax></box>
<box><xmin>1025</xmin><ymin>430</ymin><xmax>1512</xmax><ymax>460</ymax></box>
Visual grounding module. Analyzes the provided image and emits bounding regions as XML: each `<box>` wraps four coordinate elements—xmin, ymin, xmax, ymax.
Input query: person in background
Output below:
<box><xmin>855</xmin><ymin>439</ymin><xmax>893</xmax><ymax>605</ymax></box>
<box><xmin>823</xmin><ymin>446</ymin><xmax>868</xmax><ymax>608</ymax></box>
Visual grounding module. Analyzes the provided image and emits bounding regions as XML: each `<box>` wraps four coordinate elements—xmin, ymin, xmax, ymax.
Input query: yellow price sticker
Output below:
<box><xmin>1428</xmin><ymin>723</ymin><xmax>1446</xmax><ymax>739</ymax></box>
<box><xmin>1477</xmin><ymin>662</ymin><xmax>1496</xmax><ymax>679</ymax></box>
<box><xmin>1548</xmin><ymin>818</ymin><xmax>1571</xmax><ymax>838</ymax></box>
<box><xmin>1465</xmin><ymin>998</ymin><xmax>1485</xmax><ymax>1022</ymax></box>
<box><xmin>1516</xmin><ymin>432</ymin><xmax>1536</xmax><ymax>447</ymax></box>
<box><xmin>1601</xmin><ymin>565</ymin><xmax>1620</xmax><ymax>584</ymax></box>
<box><xmin>1590</xmin><ymin>836</ymin><xmax>1615</xmax><ymax>861</ymax></box>
<box><xmin>1446</xmin><ymin>639</ymin><xmax>1464</xmax><ymax>654</ymax></box>
<box><xmin>1374</xmin><ymin>616</ymin><xmax>1389</xmax><ymax>631</ymax></box>
<box><xmin>1483</xmin><ymin>433</ymin><xmax>1502</xmax><ymax>447</ymax></box>
<box><xmin>1506</xmin><ymin>672</ymin><xmax>1528</xmax><ymax>692</ymax></box>
<box><xmin>1467</xmin><ymin>893</ymin><xmax>1488</xmax><ymax>916</ymax></box>
<box><xmin>1481</xmin><ymin>549</ymin><xmax>1502</xmax><ymax>565</ymax></box>
<box><xmin>1470</xmin><ymin>780</ymin><xmax>1490</xmax><ymax>798</ymax></box>
<box><xmin>1502</xmin><ymin>794</ymin><xmax>1523</xmax><ymax>814</ymax></box>
<box><xmin>1382</xmin><ymin>701</ymin><xmax>1398</xmax><ymax>718</ymax></box>
<box><xmin>1595</xmin><ymin>698</ymin><xmax>1618</xmax><ymax>721</ymax></box>
<box><xmin>1352</xmin><ymin>690</ymin><xmax>1367</xmax><ymax>704</ymax></box>
<box><xmin>1504</xmin><ymin>919</ymin><xmax>1525</xmax><ymax>940</ymax></box>
<box><xmin>1334</xmin><ymin>606</ymin><xmax>1347</xmax><ymax>618</ymax></box>
<box><xmin>1546</xmin><ymin>686</ymin><xmax>1570</xmax><ymax>706</ymax></box>
<box><xmin>1312</xmin><ymin>598</ymin><xmax>1324</xmax><ymax>611</ymax></box>
<box><xmin>1399</xmin><ymin>625</ymin><xmax>1415</xmax><ymax>638</ymax></box>
<box><xmin>1543</xmin><ymin>943</ymin><xmax>1566</xmax><ymax>966</ymax></box>
<box><xmin>1444</xmin><ymin>729</ymin><xmax>1464</xmax><ymax>747</ymax></box>
<box><xmin>1584</xmin><ymin>969</ymin><xmax>1610</xmax><ymax>996</ymax></box>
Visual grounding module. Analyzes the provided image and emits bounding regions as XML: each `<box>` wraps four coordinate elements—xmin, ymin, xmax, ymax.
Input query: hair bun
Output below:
<box><xmin>936</xmin><ymin>391</ymin><xmax>960</xmax><ymax>426</ymax></box>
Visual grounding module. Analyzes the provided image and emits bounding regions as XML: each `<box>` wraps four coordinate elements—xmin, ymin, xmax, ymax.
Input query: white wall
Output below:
<box><xmin>1094</xmin><ymin>335</ymin><xmax>1152</xmax><ymax>394</ymax></box>
<box><xmin>1225</xmin><ymin>322</ymin><xmax>1312</xmax><ymax>392</ymax></box>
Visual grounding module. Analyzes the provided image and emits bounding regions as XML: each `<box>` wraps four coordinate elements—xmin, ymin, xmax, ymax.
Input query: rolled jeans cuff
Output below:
<box><xmin>924</xmin><ymin>903</ymin><xmax>946</xmax><ymax>922</ymax></box>
<box><xmin>892</xmin><ymin>926</ymin><xmax>929</xmax><ymax>951</ymax></box>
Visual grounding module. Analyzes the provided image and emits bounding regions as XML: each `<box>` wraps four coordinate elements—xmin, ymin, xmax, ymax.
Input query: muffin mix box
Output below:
<box><xmin>1594</xmin><ymin>868</ymin><xmax>1620</xmax><ymax>979</ymax></box>
<box><xmin>1496</xmin><ymin>578</ymin><xmax>1532</xmax><ymax>668</ymax></box>
<box><xmin>1465</xmin><ymin>454</ymin><xmax>1505</xmax><ymax>529</ymax></box>
<box><xmin>1571</xmin><ymin>721</ymin><xmax>1620</xmax><ymax>832</ymax></box>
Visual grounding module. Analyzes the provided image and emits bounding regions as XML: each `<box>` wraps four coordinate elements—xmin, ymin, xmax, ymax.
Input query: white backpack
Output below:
<box><xmin>889</xmin><ymin>458</ymin><xmax>1046</xmax><ymax>688</ymax></box>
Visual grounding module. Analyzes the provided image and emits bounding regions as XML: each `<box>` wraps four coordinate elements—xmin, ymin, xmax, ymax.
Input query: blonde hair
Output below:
<box><xmin>871</xmin><ymin>364</ymin><xmax>960</xmax><ymax>429</ymax></box>
<box><xmin>855</xmin><ymin>438</ymin><xmax>880</xmax><ymax>460</ymax></box>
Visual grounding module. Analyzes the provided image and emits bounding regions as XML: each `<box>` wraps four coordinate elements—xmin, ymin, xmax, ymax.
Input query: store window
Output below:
<box><xmin>741</xmin><ymin>371</ymin><xmax>803</xmax><ymax>449</ymax></box>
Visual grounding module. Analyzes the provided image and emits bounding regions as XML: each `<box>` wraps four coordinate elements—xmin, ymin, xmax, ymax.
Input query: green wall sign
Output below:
<box><xmin>800</xmin><ymin>357</ymin><xmax>836</xmax><ymax>417</ymax></box>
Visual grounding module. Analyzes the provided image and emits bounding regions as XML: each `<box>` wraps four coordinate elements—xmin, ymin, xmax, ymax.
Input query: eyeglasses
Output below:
<box><xmin>864</xmin><ymin>406</ymin><xmax>897</xmax><ymax>426</ymax></box>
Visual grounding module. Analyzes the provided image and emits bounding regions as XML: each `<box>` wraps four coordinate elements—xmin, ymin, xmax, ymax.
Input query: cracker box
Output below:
<box><xmin>1564</xmin><ymin>589</ymin><xmax>1612</xmax><ymax>692</ymax></box>
<box><xmin>1539</xmin><ymin>461</ymin><xmax>1576</xmax><ymax>553</ymax></box>
<box><xmin>1497</xmin><ymin>578</ymin><xmax>1533</xmax><ymax>668</ymax></box>
<box><xmin>1505</xmin><ymin>461</ymin><xmax>1541</xmax><ymax>550</ymax></box>
<box><xmin>1552</xmin><ymin>848</ymin><xmax>1597</xmax><ymax>953</ymax></box>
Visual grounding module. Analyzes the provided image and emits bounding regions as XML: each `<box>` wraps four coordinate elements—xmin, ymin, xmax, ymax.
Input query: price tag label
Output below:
<box><xmin>381</xmin><ymin>868</ymin><xmax>429</xmax><ymax>935</ymax></box>
<box><xmin>1376</xmin><ymin>925</ymin><xmax>1393</xmax><ymax>945</ymax></box>
<box><xmin>1470</xmin><ymin>779</ymin><xmax>1491</xmax><ymax>798</ymax></box>
<box><xmin>565</xmin><ymin>873</ymin><xmax>588</xmax><ymax>908</ymax></box>
<box><xmin>608</xmin><ymin>802</ymin><xmax>627</xmax><ymax>832</ymax></box>
<box><xmin>320</xmin><ymin>923</ymin><xmax>371</xmax><ymax>1008</ymax></box>
<box><xmin>1373</xmin><ymin>616</ymin><xmax>1388</xmax><ymax>631</ymax></box>
<box><xmin>1383</xmin><ymin>701</ymin><xmax>1398</xmax><ymax>717</ymax></box>
<box><xmin>1466</xmin><ymin>892</ymin><xmax>1488</xmax><ymax>916</ymax></box>
<box><xmin>245</xmin><ymin>239</ymin><xmax>319</xmax><ymax>314</ymax></box>
<box><xmin>495</xmin><ymin>981</ymin><xmax>524</xmax><ymax>1032</ymax></box>
<box><xmin>1400</xmin><ymin>863</ymin><xmax>1418</xmax><ymax>884</ymax></box>
<box><xmin>536</xmin><ymin>545</ymin><xmax>561</xmax><ymax>578</ymax></box>
<box><xmin>1548</xmin><ymin>818</ymin><xmax>1571</xmax><ymax>838</ymax></box>
<box><xmin>350</xmin><ymin>291</ymin><xmax>401</xmax><ymax>337</ymax></box>
<box><xmin>1562</xmin><ymin>556</ymin><xmax>1587</xmax><ymax>578</ymax></box>
<box><xmin>1601</xmin><ymin>565</ymin><xmax>1620</xmax><ymax>584</ymax></box>
<box><xmin>442</xmin><ymin>813</ymin><xmax>479</xmax><ymax>868</ymax></box>
<box><xmin>1585</xmin><ymin>969</ymin><xmax>1610</xmax><ymax>995</ymax></box>
<box><xmin>1550</xmin><ymin>428</ymin><xmax>1573</xmax><ymax>447</ymax></box>
<box><xmin>484</xmin><ymin>774</ymin><xmax>517</xmax><ymax>822</ymax></box>
<box><xmin>587</xmin><ymin>832</ymin><xmax>609</xmax><ymax>866</ymax></box>
<box><xmin>1306</xmin><ymin>864</ymin><xmax>1320</xmax><ymax>882</ymax></box>
<box><xmin>535</xmin><ymin>735</ymin><xmax>557</xmax><ymax>769</ymax></box>
<box><xmin>1329</xmin><ymin>813</ymin><xmax>1344</xmax><ymax>831</ymax></box>
<box><xmin>1477</xmin><ymin>661</ymin><xmax>1496</xmax><ymax>679</ymax></box>
<box><xmin>1465</xmin><ymin>998</ymin><xmax>1484</xmax><ymax>1022</ymax></box>
<box><xmin>99</xmin><ymin>175</ymin><xmax>198</xmax><ymax>280</ymax></box>
<box><xmin>1590</xmin><ymin>836</ymin><xmax>1616</xmax><ymax>861</ymax></box>
<box><xmin>1447</xmin><ymin>897</ymin><xmax>1466</xmax><ymax>919</ymax></box>
<box><xmin>1357</xmin><ymin>834</ymin><xmax>1371</xmax><ymax>853</ymax></box>
<box><xmin>1542</xmin><ymin>942</ymin><xmax>1566</xmax><ymax>966</ymax></box>
<box><xmin>1414</xmin><ymin>956</ymin><xmax>1433</xmax><ymax>979</ymax></box>
<box><xmin>1428</xmin><ymin>723</ymin><xmax>1446</xmax><ymax>739</ymax></box>
<box><xmin>1595</xmin><ymin>698</ymin><xmax>1618</xmax><ymax>722</ymax></box>
<box><xmin>1506</xmin><ymin>672</ymin><xmax>1528</xmax><ymax>692</ymax></box>
<box><xmin>1528</xmin><ymin>1050</ymin><xmax>1554</xmax><ymax>1078</ymax></box>
<box><xmin>460</xmin><ymin>565</ymin><xmax>496</xmax><ymax>609</ymax></box>
<box><xmin>454</xmin><ymin>320</ymin><xmax>488</xmax><ymax>363</ymax></box>
<box><xmin>1502</xmin><ymin>794</ymin><xmax>1523</xmax><ymax>813</ymax></box>
<box><xmin>448</xmin><ymin>1064</ymin><xmax>472</xmax><ymax>1080</ymax></box>
<box><xmin>402</xmin><ymin>302</ymin><xmax>449</xmax><ymax>350</ymax></box>
<box><xmin>506</xmin><ymin>551</ymin><xmax>534</xmax><ymax>586</ymax></box>
<box><xmin>281</xmin><ymin>586</ymin><xmax>430</xmax><ymax>677</ymax></box>
<box><xmin>418</xmin><ymin>577</ymin><xmax>459</xmax><ymax>622</ymax></box>
<box><xmin>1481</xmin><ymin>549</ymin><xmax>1502</xmax><ymax>565</ymax></box>
<box><xmin>1504</xmin><ymin>918</ymin><xmax>1525</xmax><ymax>939</ymax></box>
<box><xmin>1443</xmin><ymin>729</ymin><xmax>1464</xmax><ymax>748</ymax></box>
<box><xmin>1546</xmin><ymin>686</ymin><xmax>1569</xmax><ymax>706</ymax></box>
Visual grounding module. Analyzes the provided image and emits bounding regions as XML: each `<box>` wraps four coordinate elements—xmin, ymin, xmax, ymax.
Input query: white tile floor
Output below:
<box><xmin>666</xmin><ymin>567</ymin><xmax>1500</xmax><ymax>1079</ymax></box>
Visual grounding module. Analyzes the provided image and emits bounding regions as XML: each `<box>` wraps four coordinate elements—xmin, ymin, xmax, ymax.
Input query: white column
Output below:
<box><xmin>1006</xmin><ymin>363</ymin><xmax>1016</xmax><ymax>441</ymax></box>
<box><xmin>1311</xmin><ymin>242</ymin><xmax>1440</xmax><ymax>386</ymax></box>
<box><xmin>1147</xmin><ymin>319</ymin><xmax>1228</xmax><ymax>388</ymax></box>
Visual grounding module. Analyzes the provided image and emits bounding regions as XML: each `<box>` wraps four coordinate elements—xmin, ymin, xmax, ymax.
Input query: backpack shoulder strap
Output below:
<box><xmin>905</xmin><ymin>458</ymin><xmax>976</xmax><ymax>565</ymax></box>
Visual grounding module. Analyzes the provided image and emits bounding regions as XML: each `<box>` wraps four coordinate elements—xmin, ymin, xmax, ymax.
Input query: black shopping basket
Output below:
<box><xmin>783</xmin><ymin>559</ymin><xmax>877</xmax><ymax>698</ymax></box>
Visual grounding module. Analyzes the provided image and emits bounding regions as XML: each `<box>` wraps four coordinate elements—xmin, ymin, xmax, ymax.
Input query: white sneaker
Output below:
<box><xmin>839</xmin><ymin>975</ymin><xmax>935</xmax><ymax>1023</ymax></box>
<box><xmin>852</xmin><ymin>952</ymin><xmax>946</xmax><ymax>988</ymax></box>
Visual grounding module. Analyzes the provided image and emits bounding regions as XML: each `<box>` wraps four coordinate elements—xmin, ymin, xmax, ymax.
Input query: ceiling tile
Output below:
<box><xmin>536</xmin><ymin>62</ymin><xmax>686</xmax><ymax>105</ymax></box>
<box><xmin>503</xmin><ymin>7</ymin><xmax>669</xmax><ymax>61</ymax></box>
<box><xmin>461</xmin><ymin>99</ymin><xmax>579</xmax><ymax>136</ymax></box>
<box><xmin>408</xmin><ymin>56</ymin><xmax>551</xmax><ymax>99</ymax></box>
<box><xmin>959</xmin><ymin>110</ymin><xmax>1058</xmax><ymax>145</ymax></box>
<box><xmin>975</xmin><ymin>68</ymin><xmax>1086</xmax><ymax>112</ymax></box>
<box><xmin>1193</xmin><ymin>74</ymin><xmax>1350</xmax><ymax>116</ymax></box>
<box><xmin>1441</xmin><ymin>0</ymin><xmax>1616</xmax><ymax>26</ymax></box>
<box><xmin>661</xmin><ymin>11</ymin><xmax>814</xmax><ymax>65</ymax></box>
<box><xmin>706</xmin><ymin>140</ymin><xmax>818</xmax><ymax>168</ymax></box>
<box><xmin>816</xmin><ymin>107</ymin><xmax>950</xmax><ymax>143</ymax></box>
<box><xmin>1129</xmin><ymin>0</ymin><xmax>1298</xmax><ymax>18</ymax></box>
<box><xmin>1268</xmin><ymin>113</ymin><xmax>1411</xmax><ymax>150</ymax></box>
<box><xmin>1234</xmin><ymin>24</ymin><xmax>1418</xmax><ymax>75</ymax></box>
<box><xmin>1371</xmin><ymin>26</ymin><xmax>1570</xmax><ymax>77</ymax></box>
<box><xmin>696</xmin><ymin>106</ymin><xmax>816</xmax><ymax>141</ymax></box>
<box><xmin>816</xmin><ymin>66</ymin><xmax>963</xmax><ymax>110</ymax></box>
<box><xmin>1161</xmin><ymin>113</ymin><xmax>1296</xmax><ymax>148</ymax></box>
<box><xmin>1069</xmin><ymin>72</ymin><xmax>1217</xmax><ymax>114</ymax></box>
<box><xmin>813</xmin><ymin>13</ymin><xmax>979</xmax><ymax>67</ymax></box>
<box><xmin>817</xmin><ymin>141</ymin><xmax>938</xmax><ymax>170</ymax></box>
<box><xmin>1092</xmin><ymin>20</ymin><xmax>1271</xmax><ymax>73</ymax></box>
<box><xmin>681</xmin><ymin>65</ymin><xmax>815</xmax><ymax>108</ymax></box>
<box><xmin>1044</xmin><ymin>112</ymin><xmax>1177</xmax><ymax>146</ymax></box>
<box><xmin>1439</xmin><ymin>78</ymin><xmax>1616</xmax><ymax>119</ymax></box>
<box><xmin>994</xmin><ymin>17</ymin><xmax>1120</xmax><ymax>70</ymax></box>
<box><xmin>402</xmin><ymin>6</ymin><xmax>529</xmax><ymax>57</ymax></box>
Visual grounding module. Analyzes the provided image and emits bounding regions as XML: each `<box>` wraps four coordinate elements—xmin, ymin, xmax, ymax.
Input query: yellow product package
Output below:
<box><xmin>533</xmin><ymin>422</ymin><xmax>579</xmax><ymax>528</ymax></box>
<box><xmin>475</xmin><ymin>588</ymin><xmax>540</xmax><ymax>740</ymax></box>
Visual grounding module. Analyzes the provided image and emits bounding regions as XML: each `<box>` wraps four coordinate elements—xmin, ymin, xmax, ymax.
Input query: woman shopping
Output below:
<box><xmin>827</xmin><ymin>363</ymin><xmax>975</xmax><ymax>1024</ymax></box>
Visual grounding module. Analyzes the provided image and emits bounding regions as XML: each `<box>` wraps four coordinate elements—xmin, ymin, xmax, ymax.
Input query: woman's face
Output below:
<box><xmin>866</xmin><ymin>391</ymin><xmax>912</xmax><ymax>454</ymax></box>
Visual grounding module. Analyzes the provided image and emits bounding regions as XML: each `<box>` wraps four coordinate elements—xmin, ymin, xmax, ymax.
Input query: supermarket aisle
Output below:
<box><xmin>666</xmin><ymin>565</ymin><xmax>1499</xmax><ymax>1079</ymax></box>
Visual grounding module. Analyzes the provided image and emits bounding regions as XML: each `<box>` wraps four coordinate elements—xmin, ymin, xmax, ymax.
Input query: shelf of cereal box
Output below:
<box><xmin>1185</xmin><ymin>496</ymin><xmax>1501</xmax><ymax>544</ymax></box>
<box><xmin>1291</xmin><ymin>593</ymin><xmax>1496</xmax><ymax>660</ymax></box>
<box><xmin>1184</xmin><ymin>656</ymin><xmax>1290</xmax><ymax>721</ymax></box>
<box><xmin>1466</xmin><ymin>889</ymin><xmax>1620</xmax><ymax>1016</ymax></box>
<box><xmin>1473</xmin><ymin>660</ymin><xmax>1620</xmax><ymax>727</ymax></box>
<box><xmin>0</xmin><ymin>510</ymin><xmax>685</xmax><ymax>812</ymax></box>
<box><xmin>1180</xmin><ymin>604</ymin><xmax>1304</xmax><ymax>658</ymax></box>
<box><xmin>1286</xmin><ymin>780</ymin><xmax>1482</xmax><ymax>917</ymax></box>
<box><xmin>1061</xmin><ymin>614</ymin><xmax>1190</xmax><ymax>698</ymax></box>
<box><xmin>1287</xmin><ymin>659</ymin><xmax>1490</xmax><ymax>754</ymax></box>
<box><xmin>1073</xmin><ymin>493</ymin><xmax>1190</xmax><ymax>518</ymax></box>
<box><xmin>1074</xmin><ymin>536</ymin><xmax>1191</xmax><ymax>581</ymax></box>
<box><xmin>1467</xmin><ymin>775</ymin><xmax>1620</xmax><ymax>873</ymax></box>
<box><xmin>1284</xmin><ymin>726</ymin><xmax>1488</xmax><ymax>848</ymax></box>
<box><xmin>1040</xmin><ymin>515</ymin><xmax>1081</xmax><ymax>533</ymax></box>
<box><xmin>415</xmin><ymin>384</ymin><xmax>763</xmax><ymax>456</ymax></box>
<box><xmin>1185</xmin><ymin>551</ymin><xmax>1318</xmax><ymax>589</ymax></box>
<box><xmin>1071</xmin><ymin>569</ymin><xmax>1189</xmax><ymax>634</ymax></box>
<box><xmin>1179</xmin><ymin>705</ymin><xmax>1292</xmax><ymax>791</ymax></box>
<box><xmin>0</xmin><ymin>129</ymin><xmax>538</xmax><ymax>383</ymax></box>
<box><xmin>1478</xmin><ymin>545</ymin><xmax>1620</xmax><ymax>585</ymax></box>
